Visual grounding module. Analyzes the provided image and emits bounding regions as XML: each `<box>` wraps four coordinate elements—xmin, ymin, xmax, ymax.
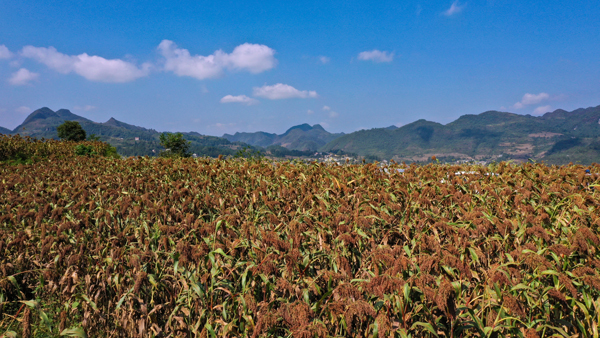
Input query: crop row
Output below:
<box><xmin>1</xmin><ymin>155</ymin><xmax>600</xmax><ymax>337</ymax></box>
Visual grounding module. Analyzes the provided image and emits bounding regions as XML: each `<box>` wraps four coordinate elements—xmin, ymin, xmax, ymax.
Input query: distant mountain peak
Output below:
<box><xmin>104</xmin><ymin>117</ymin><xmax>120</xmax><ymax>125</ymax></box>
<box><xmin>312</xmin><ymin>124</ymin><xmax>326</xmax><ymax>131</ymax></box>
<box><xmin>21</xmin><ymin>107</ymin><xmax>58</xmax><ymax>125</ymax></box>
<box><xmin>223</xmin><ymin>122</ymin><xmax>343</xmax><ymax>151</ymax></box>
<box><xmin>283</xmin><ymin>123</ymin><xmax>313</xmax><ymax>135</ymax></box>
<box><xmin>101</xmin><ymin>117</ymin><xmax>149</xmax><ymax>132</ymax></box>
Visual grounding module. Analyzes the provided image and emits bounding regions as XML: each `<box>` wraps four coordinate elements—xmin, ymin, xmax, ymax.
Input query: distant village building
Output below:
<box><xmin>135</xmin><ymin>137</ymin><xmax>139</xmax><ymax>141</ymax></box>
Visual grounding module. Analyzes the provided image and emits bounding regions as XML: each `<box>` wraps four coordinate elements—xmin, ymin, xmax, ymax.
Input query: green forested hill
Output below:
<box><xmin>6</xmin><ymin>107</ymin><xmax>255</xmax><ymax>157</ymax></box>
<box><xmin>223</xmin><ymin>123</ymin><xmax>344</xmax><ymax>151</ymax></box>
<box><xmin>320</xmin><ymin>106</ymin><xmax>600</xmax><ymax>164</ymax></box>
<box><xmin>6</xmin><ymin>105</ymin><xmax>600</xmax><ymax>163</ymax></box>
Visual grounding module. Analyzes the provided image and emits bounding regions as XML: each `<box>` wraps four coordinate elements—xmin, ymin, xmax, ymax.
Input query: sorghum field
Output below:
<box><xmin>1</xmin><ymin>136</ymin><xmax>600</xmax><ymax>337</ymax></box>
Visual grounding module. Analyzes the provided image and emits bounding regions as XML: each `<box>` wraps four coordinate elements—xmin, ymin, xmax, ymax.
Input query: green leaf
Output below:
<box><xmin>540</xmin><ymin>269</ymin><xmax>559</xmax><ymax>276</ymax></box>
<box><xmin>241</xmin><ymin>270</ymin><xmax>249</xmax><ymax>289</ymax></box>
<box><xmin>213</xmin><ymin>248</ymin><xmax>232</xmax><ymax>259</ymax></box>
<box><xmin>20</xmin><ymin>300</ymin><xmax>38</xmax><ymax>308</ymax></box>
<box><xmin>81</xmin><ymin>294</ymin><xmax>98</xmax><ymax>311</ymax></box>
<box><xmin>468</xmin><ymin>248</ymin><xmax>480</xmax><ymax>265</ymax></box>
<box><xmin>7</xmin><ymin>276</ymin><xmax>20</xmax><ymax>291</ymax></box>
<box><xmin>511</xmin><ymin>283</ymin><xmax>535</xmax><ymax>292</ymax></box>
<box><xmin>60</xmin><ymin>327</ymin><xmax>88</xmax><ymax>338</ymax></box>
<box><xmin>115</xmin><ymin>292</ymin><xmax>128</xmax><ymax>309</ymax></box>
<box><xmin>2</xmin><ymin>331</ymin><xmax>17</xmax><ymax>338</ymax></box>
<box><xmin>148</xmin><ymin>274</ymin><xmax>158</xmax><ymax>287</ymax></box>
<box><xmin>191</xmin><ymin>282</ymin><xmax>203</xmax><ymax>297</ymax></box>
<box><xmin>411</xmin><ymin>322</ymin><xmax>439</xmax><ymax>337</ymax></box>
<box><xmin>204</xmin><ymin>323</ymin><xmax>217</xmax><ymax>338</ymax></box>
<box><xmin>39</xmin><ymin>310</ymin><xmax>53</xmax><ymax>330</ymax></box>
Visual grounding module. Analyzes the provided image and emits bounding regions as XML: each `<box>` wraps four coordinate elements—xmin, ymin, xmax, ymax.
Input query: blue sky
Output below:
<box><xmin>1</xmin><ymin>0</ymin><xmax>599</xmax><ymax>135</ymax></box>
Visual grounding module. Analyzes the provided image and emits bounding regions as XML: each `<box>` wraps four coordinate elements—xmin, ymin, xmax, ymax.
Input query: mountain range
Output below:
<box><xmin>223</xmin><ymin>123</ymin><xmax>344</xmax><ymax>151</ymax></box>
<box><xmin>2</xmin><ymin>105</ymin><xmax>600</xmax><ymax>163</ymax></box>
<box><xmin>321</xmin><ymin>106</ymin><xmax>600</xmax><ymax>164</ymax></box>
<box><xmin>2</xmin><ymin>107</ymin><xmax>251</xmax><ymax>157</ymax></box>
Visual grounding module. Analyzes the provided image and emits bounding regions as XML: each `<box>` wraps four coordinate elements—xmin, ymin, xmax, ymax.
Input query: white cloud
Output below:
<box><xmin>329</xmin><ymin>111</ymin><xmax>339</xmax><ymax>118</ymax></box>
<box><xmin>319</xmin><ymin>56</ymin><xmax>330</xmax><ymax>64</ymax></box>
<box><xmin>9</xmin><ymin>68</ymin><xmax>39</xmax><ymax>85</ymax></box>
<box><xmin>220</xmin><ymin>95</ymin><xmax>259</xmax><ymax>106</ymax></box>
<box><xmin>16</xmin><ymin>106</ymin><xmax>31</xmax><ymax>114</ymax></box>
<box><xmin>157</xmin><ymin>40</ymin><xmax>277</xmax><ymax>80</ymax></box>
<box><xmin>253</xmin><ymin>83</ymin><xmax>318</xmax><ymax>100</ymax></box>
<box><xmin>225</xmin><ymin>43</ymin><xmax>277</xmax><ymax>73</ymax></box>
<box><xmin>533</xmin><ymin>105</ymin><xmax>551</xmax><ymax>116</ymax></box>
<box><xmin>21</xmin><ymin>46</ymin><xmax>150</xmax><ymax>83</ymax></box>
<box><xmin>73</xmin><ymin>105</ymin><xmax>97</xmax><ymax>111</ymax></box>
<box><xmin>0</xmin><ymin>45</ymin><xmax>13</xmax><ymax>59</ymax></box>
<box><xmin>322</xmin><ymin>105</ymin><xmax>331</xmax><ymax>111</ymax></box>
<box><xmin>307</xmin><ymin>109</ymin><xmax>314</xmax><ymax>115</ymax></box>
<box><xmin>357</xmin><ymin>50</ymin><xmax>394</xmax><ymax>63</ymax></box>
<box><xmin>201</xmin><ymin>84</ymin><xmax>209</xmax><ymax>94</ymax></box>
<box><xmin>513</xmin><ymin>92</ymin><xmax>550</xmax><ymax>109</ymax></box>
<box><xmin>443</xmin><ymin>1</ymin><xmax>465</xmax><ymax>16</ymax></box>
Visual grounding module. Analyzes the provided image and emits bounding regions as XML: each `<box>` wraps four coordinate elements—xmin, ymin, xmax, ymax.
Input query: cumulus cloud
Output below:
<box><xmin>443</xmin><ymin>1</ymin><xmax>465</xmax><ymax>16</ymax></box>
<box><xmin>533</xmin><ymin>105</ymin><xmax>552</xmax><ymax>116</ymax></box>
<box><xmin>225</xmin><ymin>43</ymin><xmax>277</xmax><ymax>73</ymax></box>
<box><xmin>307</xmin><ymin>109</ymin><xmax>314</xmax><ymax>115</ymax></box>
<box><xmin>322</xmin><ymin>105</ymin><xmax>331</xmax><ymax>111</ymax></box>
<box><xmin>329</xmin><ymin>111</ymin><xmax>339</xmax><ymax>118</ymax></box>
<box><xmin>319</xmin><ymin>56</ymin><xmax>330</xmax><ymax>64</ymax></box>
<box><xmin>253</xmin><ymin>83</ymin><xmax>318</xmax><ymax>100</ymax></box>
<box><xmin>9</xmin><ymin>68</ymin><xmax>39</xmax><ymax>85</ymax></box>
<box><xmin>0</xmin><ymin>45</ymin><xmax>13</xmax><ymax>59</ymax></box>
<box><xmin>220</xmin><ymin>95</ymin><xmax>259</xmax><ymax>106</ymax></box>
<box><xmin>357</xmin><ymin>50</ymin><xmax>394</xmax><ymax>63</ymax></box>
<box><xmin>157</xmin><ymin>40</ymin><xmax>277</xmax><ymax>80</ymax></box>
<box><xmin>20</xmin><ymin>46</ymin><xmax>150</xmax><ymax>83</ymax></box>
<box><xmin>513</xmin><ymin>92</ymin><xmax>550</xmax><ymax>109</ymax></box>
<box><xmin>16</xmin><ymin>106</ymin><xmax>31</xmax><ymax>114</ymax></box>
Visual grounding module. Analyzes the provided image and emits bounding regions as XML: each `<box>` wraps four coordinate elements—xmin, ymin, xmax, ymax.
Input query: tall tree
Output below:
<box><xmin>159</xmin><ymin>132</ymin><xmax>190</xmax><ymax>157</ymax></box>
<box><xmin>57</xmin><ymin>121</ymin><xmax>86</xmax><ymax>141</ymax></box>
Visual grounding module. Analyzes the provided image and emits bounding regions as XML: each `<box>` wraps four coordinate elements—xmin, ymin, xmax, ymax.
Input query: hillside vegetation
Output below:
<box><xmin>2</xmin><ymin>107</ymin><xmax>255</xmax><ymax>158</ymax></box>
<box><xmin>3</xmin><ymin>105</ymin><xmax>600</xmax><ymax>163</ymax></box>
<box><xmin>321</xmin><ymin>105</ymin><xmax>600</xmax><ymax>164</ymax></box>
<box><xmin>223</xmin><ymin>124</ymin><xmax>344</xmax><ymax>152</ymax></box>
